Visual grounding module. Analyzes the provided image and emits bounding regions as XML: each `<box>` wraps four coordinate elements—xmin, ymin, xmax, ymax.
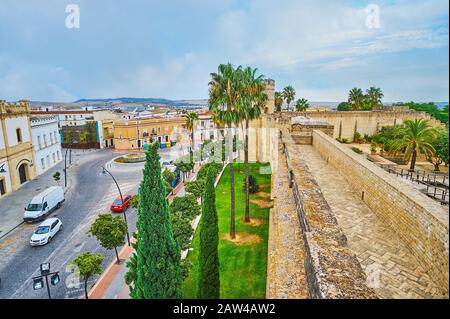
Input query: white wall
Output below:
<box><xmin>0</xmin><ymin>121</ymin><xmax>5</xmax><ymax>150</ymax></box>
<box><xmin>0</xmin><ymin>159</ymin><xmax>12</xmax><ymax>195</ymax></box>
<box><xmin>31</xmin><ymin>120</ymin><xmax>62</xmax><ymax>176</ymax></box>
<box><xmin>5</xmin><ymin>116</ymin><xmax>31</xmax><ymax>147</ymax></box>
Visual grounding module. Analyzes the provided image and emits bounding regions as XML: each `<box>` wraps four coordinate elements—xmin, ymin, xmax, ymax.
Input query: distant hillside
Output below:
<box><xmin>73</xmin><ymin>97</ymin><xmax>208</xmax><ymax>107</ymax></box>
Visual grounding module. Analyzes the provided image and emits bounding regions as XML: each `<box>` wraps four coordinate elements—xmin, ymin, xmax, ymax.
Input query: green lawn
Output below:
<box><xmin>183</xmin><ymin>162</ymin><xmax>272</xmax><ymax>299</ymax></box>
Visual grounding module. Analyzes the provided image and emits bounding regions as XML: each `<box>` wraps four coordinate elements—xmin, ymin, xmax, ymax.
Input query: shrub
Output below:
<box><xmin>170</xmin><ymin>212</ymin><xmax>193</xmax><ymax>251</ymax></box>
<box><xmin>170</xmin><ymin>194</ymin><xmax>201</xmax><ymax>220</ymax></box>
<box><xmin>243</xmin><ymin>174</ymin><xmax>259</xmax><ymax>193</ymax></box>
<box><xmin>353</xmin><ymin>131</ymin><xmax>362</xmax><ymax>143</ymax></box>
<box><xmin>370</xmin><ymin>142</ymin><xmax>377</xmax><ymax>152</ymax></box>
<box><xmin>351</xmin><ymin>147</ymin><xmax>363</xmax><ymax>154</ymax></box>
<box><xmin>162</xmin><ymin>168</ymin><xmax>176</xmax><ymax>184</ymax></box>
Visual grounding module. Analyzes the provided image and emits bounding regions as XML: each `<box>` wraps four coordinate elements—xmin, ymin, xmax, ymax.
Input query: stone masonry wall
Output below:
<box><xmin>312</xmin><ymin>130</ymin><xmax>449</xmax><ymax>296</ymax></box>
<box><xmin>281</xmin><ymin>129</ymin><xmax>377</xmax><ymax>299</ymax></box>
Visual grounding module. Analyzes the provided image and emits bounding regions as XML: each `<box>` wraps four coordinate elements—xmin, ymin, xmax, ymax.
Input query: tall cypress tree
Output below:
<box><xmin>127</xmin><ymin>143</ymin><xmax>182</xmax><ymax>299</ymax></box>
<box><xmin>198</xmin><ymin>168</ymin><xmax>220</xmax><ymax>298</ymax></box>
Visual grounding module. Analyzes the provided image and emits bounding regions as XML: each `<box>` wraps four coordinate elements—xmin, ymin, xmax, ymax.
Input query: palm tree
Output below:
<box><xmin>348</xmin><ymin>88</ymin><xmax>364</xmax><ymax>110</ymax></box>
<box><xmin>240</xmin><ymin>66</ymin><xmax>267</xmax><ymax>223</ymax></box>
<box><xmin>282</xmin><ymin>86</ymin><xmax>296</xmax><ymax>111</ymax></box>
<box><xmin>392</xmin><ymin>119</ymin><xmax>437</xmax><ymax>171</ymax></box>
<box><xmin>185</xmin><ymin>112</ymin><xmax>199</xmax><ymax>154</ymax></box>
<box><xmin>209</xmin><ymin>63</ymin><xmax>243</xmax><ymax>239</ymax></box>
<box><xmin>295</xmin><ymin>98</ymin><xmax>309</xmax><ymax>112</ymax></box>
<box><xmin>366</xmin><ymin>87</ymin><xmax>384</xmax><ymax>110</ymax></box>
<box><xmin>274</xmin><ymin>91</ymin><xmax>283</xmax><ymax>112</ymax></box>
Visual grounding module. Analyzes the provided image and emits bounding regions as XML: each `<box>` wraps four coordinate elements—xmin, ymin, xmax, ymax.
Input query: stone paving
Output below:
<box><xmin>266</xmin><ymin>146</ymin><xmax>309</xmax><ymax>299</ymax></box>
<box><xmin>298</xmin><ymin>145</ymin><xmax>444</xmax><ymax>299</ymax></box>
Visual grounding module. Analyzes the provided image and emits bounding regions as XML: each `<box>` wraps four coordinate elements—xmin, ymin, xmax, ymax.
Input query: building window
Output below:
<box><xmin>43</xmin><ymin>134</ymin><xmax>48</xmax><ymax>147</ymax></box>
<box><xmin>37</xmin><ymin>136</ymin><xmax>42</xmax><ymax>149</ymax></box>
<box><xmin>0</xmin><ymin>178</ymin><xmax>6</xmax><ymax>196</ymax></box>
<box><xmin>52</xmin><ymin>153</ymin><xmax>56</xmax><ymax>163</ymax></box>
<box><xmin>41</xmin><ymin>158</ymin><xmax>45</xmax><ymax>170</ymax></box>
<box><xmin>16</xmin><ymin>128</ymin><xmax>22</xmax><ymax>143</ymax></box>
<box><xmin>46</xmin><ymin>155</ymin><xmax>50</xmax><ymax>168</ymax></box>
<box><xmin>57</xmin><ymin>151</ymin><xmax>61</xmax><ymax>160</ymax></box>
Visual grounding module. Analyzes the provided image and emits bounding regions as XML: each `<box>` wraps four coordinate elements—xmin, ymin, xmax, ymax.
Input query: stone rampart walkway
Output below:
<box><xmin>266</xmin><ymin>147</ymin><xmax>309</xmax><ymax>299</ymax></box>
<box><xmin>298</xmin><ymin>145</ymin><xmax>444</xmax><ymax>299</ymax></box>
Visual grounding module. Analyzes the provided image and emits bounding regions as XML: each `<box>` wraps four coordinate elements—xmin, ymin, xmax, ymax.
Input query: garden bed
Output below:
<box><xmin>183</xmin><ymin>162</ymin><xmax>271</xmax><ymax>298</ymax></box>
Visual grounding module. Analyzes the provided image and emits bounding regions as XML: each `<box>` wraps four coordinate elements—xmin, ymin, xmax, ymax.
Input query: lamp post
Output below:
<box><xmin>64</xmin><ymin>140</ymin><xmax>77</xmax><ymax>188</ymax></box>
<box><xmin>101</xmin><ymin>166</ymin><xmax>131</xmax><ymax>246</ymax></box>
<box><xmin>32</xmin><ymin>262</ymin><xmax>60</xmax><ymax>299</ymax></box>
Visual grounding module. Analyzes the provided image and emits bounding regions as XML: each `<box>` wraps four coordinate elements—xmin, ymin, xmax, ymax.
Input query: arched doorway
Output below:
<box><xmin>18</xmin><ymin>163</ymin><xmax>29</xmax><ymax>185</ymax></box>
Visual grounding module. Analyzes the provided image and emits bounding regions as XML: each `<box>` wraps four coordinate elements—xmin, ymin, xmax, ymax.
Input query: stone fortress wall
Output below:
<box><xmin>311</xmin><ymin>130</ymin><xmax>449</xmax><ymax>295</ymax></box>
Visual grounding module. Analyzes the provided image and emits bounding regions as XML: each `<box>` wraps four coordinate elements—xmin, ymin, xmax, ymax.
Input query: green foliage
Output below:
<box><xmin>162</xmin><ymin>168</ymin><xmax>176</xmax><ymax>184</ymax></box>
<box><xmin>185</xmin><ymin>179</ymin><xmax>205</xmax><ymax>199</ymax></box>
<box><xmin>70</xmin><ymin>252</ymin><xmax>104</xmax><ymax>299</ymax></box>
<box><xmin>243</xmin><ymin>174</ymin><xmax>259</xmax><ymax>193</ymax></box>
<box><xmin>127</xmin><ymin>143</ymin><xmax>182</xmax><ymax>299</ymax></box>
<box><xmin>129</xmin><ymin>194</ymin><xmax>140</xmax><ymax>208</ymax></box>
<box><xmin>274</xmin><ymin>92</ymin><xmax>283</xmax><ymax>112</ymax></box>
<box><xmin>351</xmin><ymin>147</ymin><xmax>363</xmax><ymax>154</ymax></box>
<box><xmin>53</xmin><ymin>171</ymin><xmax>60</xmax><ymax>183</ymax></box>
<box><xmin>89</xmin><ymin>214</ymin><xmax>127</xmax><ymax>262</ymax></box>
<box><xmin>435</xmin><ymin>129</ymin><xmax>449</xmax><ymax>165</ymax></box>
<box><xmin>426</xmin><ymin>128</ymin><xmax>449</xmax><ymax>170</ymax></box>
<box><xmin>282</xmin><ymin>86</ymin><xmax>296</xmax><ymax>110</ymax></box>
<box><xmin>391</xmin><ymin>119</ymin><xmax>437</xmax><ymax>171</ymax></box>
<box><xmin>79</xmin><ymin>130</ymin><xmax>94</xmax><ymax>143</ymax></box>
<box><xmin>198</xmin><ymin>169</ymin><xmax>220</xmax><ymax>298</ymax></box>
<box><xmin>370</xmin><ymin>142</ymin><xmax>377</xmax><ymax>152</ymax></box>
<box><xmin>181</xmin><ymin>259</ymin><xmax>192</xmax><ymax>280</ymax></box>
<box><xmin>170</xmin><ymin>212</ymin><xmax>194</xmax><ymax>251</ymax></box>
<box><xmin>394</xmin><ymin>102</ymin><xmax>449</xmax><ymax>125</ymax></box>
<box><xmin>337</xmin><ymin>102</ymin><xmax>350</xmax><ymax>111</ymax></box>
<box><xmin>70</xmin><ymin>252</ymin><xmax>104</xmax><ymax>279</ymax></box>
<box><xmin>170</xmin><ymin>194</ymin><xmax>201</xmax><ymax>220</ymax></box>
<box><xmin>295</xmin><ymin>98</ymin><xmax>309</xmax><ymax>112</ymax></box>
<box><xmin>353</xmin><ymin>131</ymin><xmax>363</xmax><ymax>143</ymax></box>
<box><xmin>197</xmin><ymin>162</ymin><xmax>223</xmax><ymax>181</ymax></box>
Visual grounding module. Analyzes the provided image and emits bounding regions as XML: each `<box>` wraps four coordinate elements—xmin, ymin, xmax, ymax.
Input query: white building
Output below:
<box><xmin>193</xmin><ymin>113</ymin><xmax>220</xmax><ymax>148</ymax></box>
<box><xmin>31</xmin><ymin>116</ymin><xmax>62</xmax><ymax>176</ymax></box>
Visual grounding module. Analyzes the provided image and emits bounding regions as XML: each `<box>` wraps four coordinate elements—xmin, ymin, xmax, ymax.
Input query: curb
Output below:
<box><xmin>88</xmin><ymin>239</ymin><xmax>136</xmax><ymax>299</ymax></box>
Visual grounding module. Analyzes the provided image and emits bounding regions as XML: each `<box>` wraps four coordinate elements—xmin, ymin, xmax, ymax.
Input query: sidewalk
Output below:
<box><xmin>0</xmin><ymin>148</ymin><xmax>99</xmax><ymax>239</ymax></box>
<box><xmin>89</xmin><ymin>163</ymin><xmax>201</xmax><ymax>299</ymax></box>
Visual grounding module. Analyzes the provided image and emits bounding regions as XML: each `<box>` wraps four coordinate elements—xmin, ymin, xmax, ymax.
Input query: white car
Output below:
<box><xmin>30</xmin><ymin>218</ymin><xmax>63</xmax><ymax>247</ymax></box>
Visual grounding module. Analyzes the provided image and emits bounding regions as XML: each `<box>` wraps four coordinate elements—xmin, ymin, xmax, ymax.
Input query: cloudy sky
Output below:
<box><xmin>0</xmin><ymin>0</ymin><xmax>448</xmax><ymax>102</ymax></box>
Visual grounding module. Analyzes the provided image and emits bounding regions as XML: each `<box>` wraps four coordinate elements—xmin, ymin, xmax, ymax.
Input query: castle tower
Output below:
<box><xmin>264</xmin><ymin>79</ymin><xmax>275</xmax><ymax>114</ymax></box>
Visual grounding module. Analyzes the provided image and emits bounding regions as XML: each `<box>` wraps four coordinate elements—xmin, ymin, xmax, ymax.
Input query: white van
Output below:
<box><xmin>24</xmin><ymin>186</ymin><xmax>65</xmax><ymax>223</ymax></box>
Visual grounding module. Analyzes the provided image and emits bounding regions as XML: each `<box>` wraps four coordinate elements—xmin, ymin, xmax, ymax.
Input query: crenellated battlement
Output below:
<box><xmin>0</xmin><ymin>100</ymin><xmax>31</xmax><ymax>116</ymax></box>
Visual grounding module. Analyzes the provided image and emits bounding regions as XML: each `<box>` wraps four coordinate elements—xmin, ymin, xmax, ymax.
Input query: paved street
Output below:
<box><xmin>0</xmin><ymin>147</ymin><xmax>179</xmax><ymax>299</ymax></box>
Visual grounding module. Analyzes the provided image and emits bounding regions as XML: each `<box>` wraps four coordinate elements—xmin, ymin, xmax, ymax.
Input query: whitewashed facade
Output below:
<box><xmin>31</xmin><ymin>116</ymin><xmax>62</xmax><ymax>176</ymax></box>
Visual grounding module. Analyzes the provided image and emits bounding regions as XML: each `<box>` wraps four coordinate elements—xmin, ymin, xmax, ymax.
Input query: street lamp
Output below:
<box><xmin>64</xmin><ymin>140</ymin><xmax>77</xmax><ymax>188</ymax></box>
<box><xmin>101</xmin><ymin>166</ymin><xmax>131</xmax><ymax>246</ymax></box>
<box><xmin>32</xmin><ymin>262</ymin><xmax>60</xmax><ymax>299</ymax></box>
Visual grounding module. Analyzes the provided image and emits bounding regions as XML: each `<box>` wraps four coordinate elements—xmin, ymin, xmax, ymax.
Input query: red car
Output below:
<box><xmin>110</xmin><ymin>194</ymin><xmax>133</xmax><ymax>212</ymax></box>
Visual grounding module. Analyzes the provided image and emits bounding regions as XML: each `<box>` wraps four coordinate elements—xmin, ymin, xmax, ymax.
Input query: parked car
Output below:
<box><xmin>110</xmin><ymin>194</ymin><xmax>133</xmax><ymax>212</ymax></box>
<box><xmin>24</xmin><ymin>186</ymin><xmax>65</xmax><ymax>223</ymax></box>
<box><xmin>29</xmin><ymin>218</ymin><xmax>63</xmax><ymax>247</ymax></box>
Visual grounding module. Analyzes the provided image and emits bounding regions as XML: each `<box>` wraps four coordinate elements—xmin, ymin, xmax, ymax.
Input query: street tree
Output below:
<box><xmin>126</xmin><ymin>143</ymin><xmax>182</xmax><ymax>299</ymax></box>
<box><xmin>198</xmin><ymin>169</ymin><xmax>220</xmax><ymax>298</ymax></box>
<box><xmin>53</xmin><ymin>171</ymin><xmax>61</xmax><ymax>185</ymax></box>
<box><xmin>70</xmin><ymin>252</ymin><xmax>104</xmax><ymax>299</ymax></box>
<box><xmin>89</xmin><ymin>214</ymin><xmax>127</xmax><ymax>264</ymax></box>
